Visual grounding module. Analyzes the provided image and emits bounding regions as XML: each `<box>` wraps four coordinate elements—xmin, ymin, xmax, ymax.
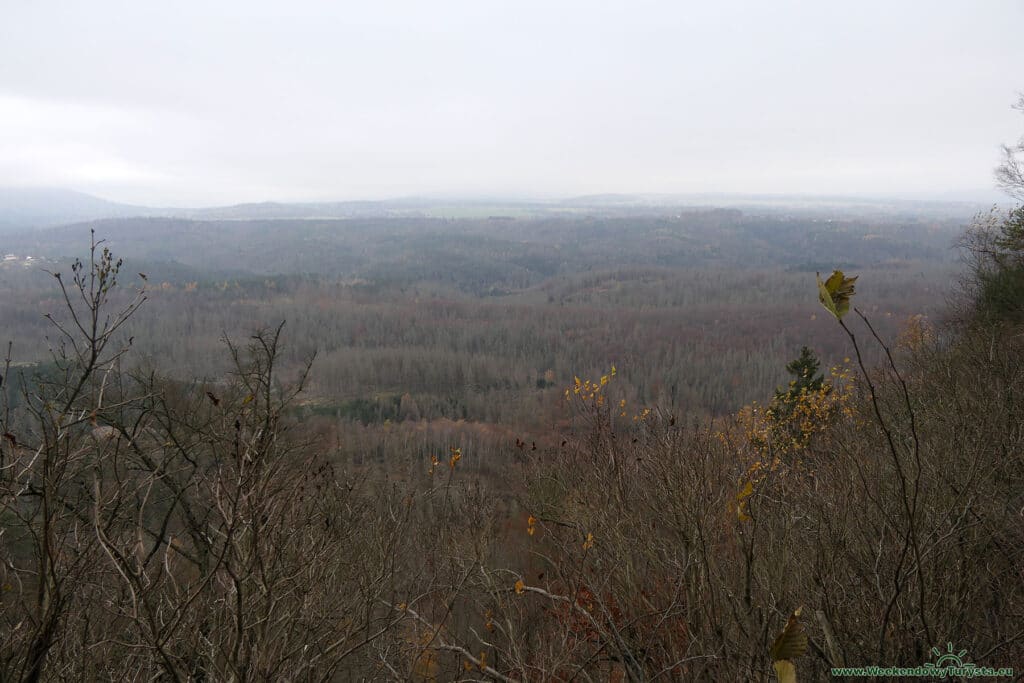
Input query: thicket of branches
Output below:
<box><xmin>0</xmin><ymin>236</ymin><xmax>413</xmax><ymax>680</ymax></box>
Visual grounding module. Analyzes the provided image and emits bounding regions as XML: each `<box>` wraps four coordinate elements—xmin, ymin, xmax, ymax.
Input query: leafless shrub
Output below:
<box><xmin>0</xmin><ymin>236</ymin><xmax>411</xmax><ymax>680</ymax></box>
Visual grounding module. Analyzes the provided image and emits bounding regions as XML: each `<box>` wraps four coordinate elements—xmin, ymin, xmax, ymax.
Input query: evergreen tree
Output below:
<box><xmin>965</xmin><ymin>206</ymin><xmax>1024</xmax><ymax>324</ymax></box>
<box><xmin>774</xmin><ymin>346</ymin><xmax>825</xmax><ymax>408</ymax></box>
<box><xmin>763</xmin><ymin>346</ymin><xmax>833</xmax><ymax>457</ymax></box>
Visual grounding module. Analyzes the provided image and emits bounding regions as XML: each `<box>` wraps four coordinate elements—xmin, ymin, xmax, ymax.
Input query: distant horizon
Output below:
<box><xmin>1</xmin><ymin>183</ymin><xmax>1012</xmax><ymax>211</ymax></box>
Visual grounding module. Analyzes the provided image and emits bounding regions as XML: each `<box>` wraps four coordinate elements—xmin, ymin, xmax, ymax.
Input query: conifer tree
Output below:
<box><xmin>774</xmin><ymin>346</ymin><xmax>826</xmax><ymax>410</ymax></box>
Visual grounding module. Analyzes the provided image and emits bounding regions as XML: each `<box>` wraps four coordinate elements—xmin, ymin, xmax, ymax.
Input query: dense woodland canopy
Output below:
<box><xmin>2</xmin><ymin>206</ymin><xmax>959</xmax><ymax>453</ymax></box>
<box><xmin>0</xmin><ymin>194</ymin><xmax>1021</xmax><ymax>680</ymax></box>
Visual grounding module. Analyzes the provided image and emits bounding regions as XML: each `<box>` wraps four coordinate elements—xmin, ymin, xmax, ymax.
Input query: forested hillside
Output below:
<box><xmin>1</xmin><ymin>200</ymin><xmax>1021</xmax><ymax>679</ymax></box>
<box><xmin>2</xmin><ymin>207</ymin><xmax>960</xmax><ymax>460</ymax></box>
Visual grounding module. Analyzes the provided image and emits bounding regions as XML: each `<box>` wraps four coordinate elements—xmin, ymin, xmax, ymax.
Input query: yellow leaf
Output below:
<box><xmin>734</xmin><ymin>480</ymin><xmax>755</xmax><ymax>521</ymax></box>
<box><xmin>816</xmin><ymin>270</ymin><xmax>858</xmax><ymax>320</ymax></box>
<box><xmin>771</xmin><ymin>606</ymin><xmax>807</xmax><ymax>683</ymax></box>
<box><xmin>242</xmin><ymin>394</ymin><xmax>255</xmax><ymax>405</ymax></box>
<box><xmin>514</xmin><ymin>579</ymin><xmax>525</xmax><ymax>595</ymax></box>
<box><xmin>582</xmin><ymin>532</ymin><xmax>595</xmax><ymax>551</ymax></box>
<box><xmin>773</xmin><ymin>659</ymin><xmax>797</xmax><ymax>683</ymax></box>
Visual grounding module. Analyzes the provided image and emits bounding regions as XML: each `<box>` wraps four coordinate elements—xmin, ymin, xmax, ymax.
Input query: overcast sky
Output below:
<box><xmin>1</xmin><ymin>1</ymin><xmax>1022</xmax><ymax>206</ymax></box>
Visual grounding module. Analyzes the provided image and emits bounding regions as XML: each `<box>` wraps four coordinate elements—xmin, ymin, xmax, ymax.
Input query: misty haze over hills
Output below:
<box><xmin>0</xmin><ymin>186</ymin><xmax>1004</xmax><ymax>232</ymax></box>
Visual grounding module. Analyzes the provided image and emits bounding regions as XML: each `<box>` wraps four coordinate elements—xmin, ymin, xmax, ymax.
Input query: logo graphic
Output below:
<box><xmin>923</xmin><ymin>643</ymin><xmax>977</xmax><ymax>672</ymax></box>
<box><xmin>830</xmin><ymin>641</ymin><xmax>1014</xmax><ymax>678</ymax></box>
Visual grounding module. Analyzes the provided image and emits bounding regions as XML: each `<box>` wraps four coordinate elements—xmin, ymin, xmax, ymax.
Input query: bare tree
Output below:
<box><xmin>996</xmin><ymin>94</ymin><xmax>1024</xmax><ymax>201</ymax></box>
<box><xmin>0</xmin><ymin>234</ymin><xmax>144</xmax><ymax>681</ymax></box>
<box><xmin>0</xmin><ymin>236</ymin><xmax>412</xmax><ymax>680</ymax></box>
